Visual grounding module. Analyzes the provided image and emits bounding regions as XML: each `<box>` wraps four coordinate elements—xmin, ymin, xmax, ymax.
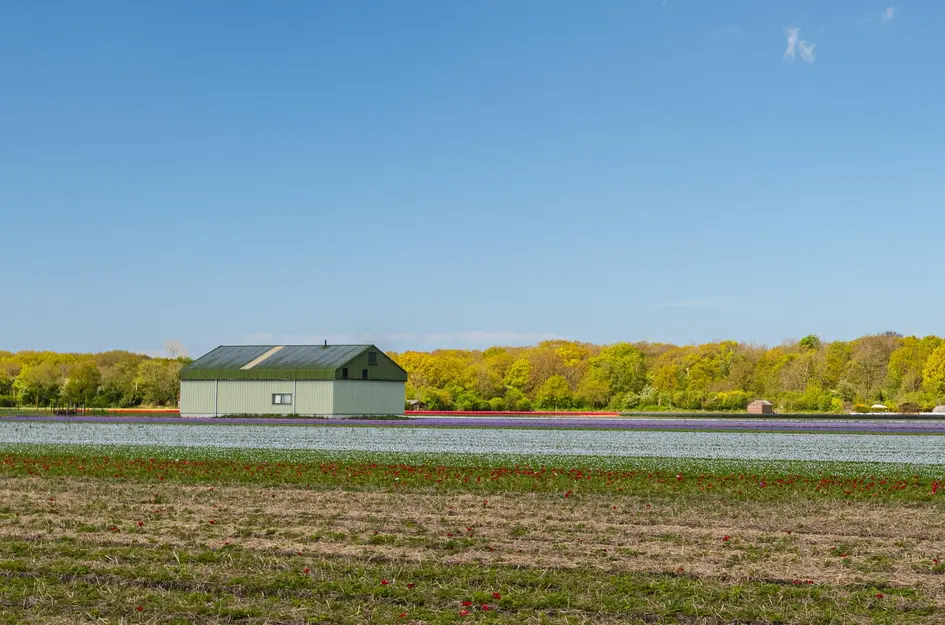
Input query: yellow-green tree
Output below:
<box><xmin>923</xmin><ymin>344</ymin><xmax>945</xmax><ymax>398</ymax></box>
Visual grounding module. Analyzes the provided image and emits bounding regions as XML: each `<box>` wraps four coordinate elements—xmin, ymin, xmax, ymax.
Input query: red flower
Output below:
<box><xmin>137</xmin><ymin>521</ymin><xmax>143</xmax><ymax>527</ymax></box>
<box><xmin>875</xmin><ymin>592</ymin><xmax>885</xmax><ymax>599</ymax></box>
<box><xmin>407</xmin><ymin>583</ymin><xmax>415</xmax><ymax>589</ymax></box>
<box><xmin>208</xmin><ymin>520</ymin><xmax>216</xmax><ymax>525</ymax></box>
<box><xmin>399</xmin><ymin>613</ymin><xmax>406</xmax><ymax>619</ymax></box>
<box><xmin>136</xmin><ymin>606</ymin><xmax>143</xmax><ymax>612</ymax></box>
<box><xmin>381</xmin><ymin>579</ymin><xmax>389</xmax><ymax>585</ymax></box>
<box><xmin>459</xmin><ymin>609</ymin><xmax>469</xmax><ymax>616</ymax></box>
<box><xmin>481</xmin><ymin>604</ymin><xmax>491</xmax><ymax>611</ymax></box>
<box><xmin>461</xmin><ymin>600</ymin><xmax>472</xmax><ymax>607</ymax></box>
<box><xmin>722</xmin><ymin>536</ymin><xmax>730</xmax><ymax>542</ymax></box>
<box><xmin>303</xmin><ymin>568</ymin><xmax>310</xmax><ymax>574</ymax></box>
<box><xmin>492</xmin><ymin>592</ymin><xmax>501</xmax><ymax>599</ymax></box>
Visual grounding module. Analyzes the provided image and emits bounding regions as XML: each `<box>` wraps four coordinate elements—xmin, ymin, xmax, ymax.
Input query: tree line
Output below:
<box><xmin>0</xmin><ymin>350</ymin><xmax>189</xmax><ymax>408</ymax></box>
<box><xmin>391</xmin><ymin>333</ymin><xmax>945</xmax><ymax>413</ymax></box>
<box><xmin>3</xmin><ymin>332</ymin><xmax>945</xmax><ymax>412</ymax></box>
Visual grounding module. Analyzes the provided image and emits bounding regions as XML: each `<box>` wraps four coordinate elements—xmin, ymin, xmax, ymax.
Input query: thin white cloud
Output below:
<box><xmin>784</xmin><ymin>27</ymin><xmax>816</xmax><ymax>64</ymax></box>
<box><xmin>798</xmin><ymin>40</ymin><xmax>817</xmax><ymax>64</ymax></box>
<box><xmin>784</xmin><ymin>27</ymin><xmax>800</xmax><ymax>60</ymax></box>
<box><xmin>882</xmin><ymin>6</ymin><xmax>896</xmax><ymax>21</ymax></box>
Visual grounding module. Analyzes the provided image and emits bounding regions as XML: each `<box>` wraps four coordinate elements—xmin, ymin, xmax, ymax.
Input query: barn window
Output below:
<box><xmin>272</xmin><ymin>393</ymin><xmax>292</xmax><ymax>405</ymax></box>
<box><xmin>342</xmin><ymin>368</ymin><xmax>348</xmax><ymax>379</ymax></box>
<box><xmin>362</xmin><ymin>369</ymin><xmax>368</xmax><ymax>379</ymax></box>
<box><xmin>368</xmin><ymin>351</ymin><xmax>378</xmax><ymax>365</ymax></box>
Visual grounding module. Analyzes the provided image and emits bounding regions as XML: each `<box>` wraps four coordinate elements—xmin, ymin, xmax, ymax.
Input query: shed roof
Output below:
<box><xmin>181</xmin><ymin>345</ymin><xmax>407</xmax><ymax>381</ymax></box>
<box><xmin>749</xmin><ymin>400</ymin><xmax>773</xmax><ymax>406</ymax></box>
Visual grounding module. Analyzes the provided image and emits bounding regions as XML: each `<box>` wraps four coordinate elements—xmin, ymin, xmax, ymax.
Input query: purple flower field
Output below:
<box><xmin>2</xmin><ymin>414</ymin><xmax>945</xmax><ymax>434</ymax></box>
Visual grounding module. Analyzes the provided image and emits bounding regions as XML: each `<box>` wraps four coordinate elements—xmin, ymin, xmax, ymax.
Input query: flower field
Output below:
<box><xmin>2</xmin><ymin>423</ymin><xmax>945</xmax><ymax>623</ymax></box>
<box><xmin>2</xmin><ymin>419</ymin><xmax>945</xmax><ymax>464</ymax></box>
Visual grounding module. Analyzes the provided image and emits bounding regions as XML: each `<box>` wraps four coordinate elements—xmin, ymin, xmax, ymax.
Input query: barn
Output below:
<box><xmin>179</xmin><ymin>344</ymin><xmax>407</xmax><ymax>417</ymax></box>
<box><xmin>747</xmin><ymin>400</ymin><xmax>774</xmax><ymax>415</ymax></box>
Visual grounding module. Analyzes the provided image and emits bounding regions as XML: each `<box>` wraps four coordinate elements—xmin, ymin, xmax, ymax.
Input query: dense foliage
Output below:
<box><xmin>0</xmin><ymin>350</ymin><xmax>189</xmax><ymax>408</ymax></box>
<box><xmin>3</xmin><ymin>332</ymin><xmax>945</xmax><ymax>411</ymax></box>
<box><xmin>391</xmin><ymin>333</ymin><xmax>945</xmax><ymax>413</ymax></box>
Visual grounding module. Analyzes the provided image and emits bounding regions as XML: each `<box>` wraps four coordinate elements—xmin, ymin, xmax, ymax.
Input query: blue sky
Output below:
<box><xmin>2</xmin><ymin>1</ymin><xmax>943</xmax><ymax>357</ymax></box>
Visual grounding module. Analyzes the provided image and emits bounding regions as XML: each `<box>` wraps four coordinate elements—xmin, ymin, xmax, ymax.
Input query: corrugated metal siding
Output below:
<box><xmin>217</xmin><ymin>381</ymin><xmax>296</xmax><ymax>415</ymax></box>
<box><xmin>296</xmin><ymin>381</ymin><xmax>334</xmax><ymax>415</ymax></box>
<box><xmin>180</xmin><ymin>381</ymin><xmax>217</xmax><ymax>416</ymax></box>
<box><xmin>332</xmin><ymin>381</ymin><xmax>405</xmax><ymax>416</ymax></box>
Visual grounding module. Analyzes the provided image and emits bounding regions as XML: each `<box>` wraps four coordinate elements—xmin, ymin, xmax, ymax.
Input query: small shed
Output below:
<box><xmin>406</xmin><ymin>399</ymin><xmax>426</xmax><ymax>411</ymax></box>
<box><xmin>933</xmin><ymin>405</ymin><xmax>945</xmax><ymax>414</ymax></box>
<box><xmin>747</xmin><ymin>400</ymin><xmax>774</xmax><ymax>415</ymax></box>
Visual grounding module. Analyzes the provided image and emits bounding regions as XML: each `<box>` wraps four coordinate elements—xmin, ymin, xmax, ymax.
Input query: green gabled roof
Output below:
<box><xmin>180</xmin><ymin>344</ymin><xmax>407</xmax><ymax>382</ymax></box>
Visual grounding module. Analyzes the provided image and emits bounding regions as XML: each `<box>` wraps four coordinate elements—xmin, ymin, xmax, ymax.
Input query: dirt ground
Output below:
<box><xmin>2</xmin><ymin>475</ymin><xmax>943</xmax><ymax>605</ymax></box>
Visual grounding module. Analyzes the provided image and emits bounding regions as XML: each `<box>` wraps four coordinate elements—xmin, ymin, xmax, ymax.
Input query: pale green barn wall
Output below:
<box><xmin>217</xmin><ymin>381</ymin><xmax>296</xmax><ymax>415</ymax></box>
<box><xmin>179</xmin><ymin>380</ymin><xmax>216</xmax><ymax>416</ymax></box>
<box><xmin>332</xmin><ymin>380</ymin><xmax>405</xmax><ymax>415</ymax></box>
<box><xmin>181</xmin><ymin>380</ymin><xmax>400</xmax><ymax>416</ymax></box>
<box><xmin>296</xmin><ymin>381</ymin><xmax>334</xmax><ymax>415</ymax></box>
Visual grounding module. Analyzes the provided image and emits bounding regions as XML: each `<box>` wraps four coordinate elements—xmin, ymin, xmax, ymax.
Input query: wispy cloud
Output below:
<box><xmin>784</xmin><ymin>27</ymin><xmax>800</xmax><ymax>60</ymax></box>
<box><xmin>798</xmin><ymin>40</ymin><xmax>817</xmax><ymax>64</ymax></box>
<box><xmin>882</xmin><ymin>6</ymin><xmax>897</xmax><ymax>21</ymax></box>
<box><xmin>238</xmin><ymin>331</ymin><xmax>563</xmax><ymax>350</ymax></box>
<box><xmin>784</xmin><ymin>27</ymin><xmax>816</xmax><ymax>64</ymax></box>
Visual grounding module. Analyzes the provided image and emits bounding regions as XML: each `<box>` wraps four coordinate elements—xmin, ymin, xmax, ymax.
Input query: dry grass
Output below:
<box><xmin>3</xmin><ymin>475</ymin><xmax>944</xmax><ymax>601</ymax></box>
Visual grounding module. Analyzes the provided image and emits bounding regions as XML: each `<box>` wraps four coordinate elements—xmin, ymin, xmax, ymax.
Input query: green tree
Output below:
<box><xmin>575</xmin><ymin>374</ymin><xmax>610</xmax><ymax>408</ymax></box>
<box><xmin>503</xmin><ymin>358</ymin><xmax>532</xmax><ymax>393</ymax></box>
<box><xmin>62</xmin><ymin>361</ymin><xmax>102</xmax><ymax>406</ymax></box>
<box><xmin>535</xmin><ymin>375</ymin><xmax>573</xmax><ymax>410</ymax></box>
<box><xmin>923</xmin><ymin>344</ymin><xmax>945</xmax><ymax>398</ymax></box>
<box><xmin>848</xmin><ymin>334</ymin><xmax>902</xmax><ymax>400</ymax></box>
<box><xmin>13</xmin><ymin>363</ymin><xmax>64</xmax><ymax>407</ymax></box>
<box><xmin>135</xmin><ymin>359</ymin><xmax>183</xmax><ymax>406</ymax></box>
<box><xmin>887</xmin><ymin>336</ymin><xmax>942</xmax><ymax>395</ymax></box>
<box><xmin>651</xmin><ymin>362</ymin><xmax>683</xmax><ymax>393</ymax></box>
<box><xmin>799</xmin><ymin>334</ymin><xmax>822</xmax><ymax>350</ymax></box>
<box><xmin>99</xmin><ymin>359</ymin><xmax>142</xmax><ymax>406</ymax></box>
<box><xmin>592</xmin><ymin>343</ymin><xmax>647</xmax><ymax>395</ymax></box>
<box><xmin>395</xmin><ymin>351</ymin><xmax>438</xmax><ymax>400</ymax></box>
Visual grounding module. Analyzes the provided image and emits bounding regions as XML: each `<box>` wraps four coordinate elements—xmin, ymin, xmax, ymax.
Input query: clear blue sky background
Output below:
<box><xmin>2</xmin><ymin>1</ymin><xmax>943</xmax><ymax>357</ymax></box>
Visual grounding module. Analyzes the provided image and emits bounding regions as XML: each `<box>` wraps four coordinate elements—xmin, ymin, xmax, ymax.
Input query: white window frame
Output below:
<box><xmin>272</xmin><ymin>393</ymin><xmax>293</xmax><ymax>405</ymax></box>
